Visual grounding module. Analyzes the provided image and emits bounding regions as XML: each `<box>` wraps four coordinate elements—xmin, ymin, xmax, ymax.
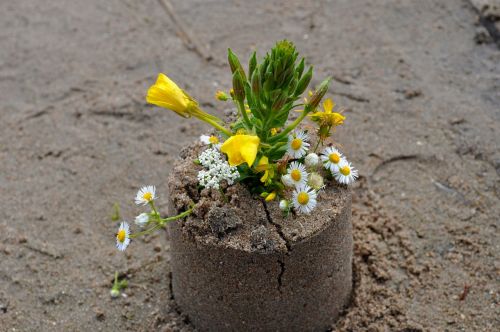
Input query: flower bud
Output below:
<box><xmin>135</xmin><ymin>213</ymin><xmax>149</xmax><ymax>228</ymax></box>
<box><xmin>232</xmin><ymin>70</ymin><xmax>246</xmax><ymax>102</ymax></box>
<box><xmin>110</xmin><ymin>288</ymin><xmax>120</xmax><ymax>298</ymax></box>
<box><xmin>305</xmin><ymin>153</ymin><xmax>319</xmax><ymax>167</ymax></box>
<box><xmin>307</xmin><ymin>77</ymin><xmax>331</xmax><ymax>110</ymax></box>
<box><xmin>228</xmin><ymin>49</ymin><xmax>246</xmax><ymax>80</ymax></box>
<box><xmin>318</xmin><ymin>125</ymin><xmax>331</xmax><ymax>140</ymax></box>
<box><xmin>281</xmin><ymin>174</ymin><xmax>294</xmax><ymax>187</ymax></box>
<box><xmin>279</xmin><ymin>199</ymin><xmax>289</xmax><ymax>211</ymax></box>
<box><xmin>215</xmin><ymin>90</ymin><xmax>229</xmax><ymax>101</ymax></box>
<box><xmin>308</xmin><ymin>172</ymin><xmax>325</xmax><ymax>190</ymax></box>
<box><xmin>265</xmin><ymin>192</ymin><xmax>277</xmax><ymax>202</ymax></box>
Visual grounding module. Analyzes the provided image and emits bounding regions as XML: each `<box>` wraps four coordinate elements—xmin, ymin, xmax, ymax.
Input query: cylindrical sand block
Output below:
<box><xmin>167</xmin><ymin>144</ymin><xmax>352</xmax><ymax>331</ymax></box>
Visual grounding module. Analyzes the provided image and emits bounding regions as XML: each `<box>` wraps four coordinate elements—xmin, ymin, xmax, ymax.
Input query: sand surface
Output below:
<box><xmin>1</xmin><ymin>0</ymin><xmax>499</xmax><ymax>331</ymax></box>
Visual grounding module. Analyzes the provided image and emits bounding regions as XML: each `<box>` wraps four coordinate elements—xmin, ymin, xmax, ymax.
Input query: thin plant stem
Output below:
<box><xmin>237</xmin><ymin>99</ymin><xmax>252</xmax><ymax>129</ymax></box>
<box><xmin>269</xmin><ymin>106</ymin><xmax>310</xmax><ymax>143</ymax></box>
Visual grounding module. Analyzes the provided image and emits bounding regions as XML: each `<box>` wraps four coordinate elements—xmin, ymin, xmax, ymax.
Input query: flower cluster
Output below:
<box><xmin>114</xmin><ymin>185</ymin><xmax>194</xmax><ymax>252</ymax></box>
<box><xmin>143</xmin><ymin>40</ymin><xmax>359</xmax><ymax>217</ymax></box>
<box><xmin>197</xmin><ymin>145</ymin><xmax>239</xmax><ymax>190</ymax></box>
<box><xmin>276</xmin><ymin>129</ymin><xmax>358</xmax><ymax>214</ymax></box>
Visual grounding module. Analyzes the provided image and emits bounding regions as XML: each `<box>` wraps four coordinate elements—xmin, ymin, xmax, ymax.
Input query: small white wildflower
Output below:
<box><xmin>286</xmin><ymin>131</ymin><xmax>310</xmax><ymax>159</ymax></box>
<box><xmin>116</xmin><ymin>222</ymin><xmax>130</xmax><ymax>251</ymax></box>
<box><xmin>281</xmin><ymin>174</ymin><xmax>295</xmax><ymax>187</ymax></box>
<box><xmin>135</xmin><ymin>186</ymin><xmax>156</xmax><ymax>206</ymax></box>
<box><xmin>279</xmin><ymin>199</ymin><xmax>289</xmax><ymax>211</ymax></box>
<box><xmin>304</xmin><ymin>153</ymin><xmax>319</xmax><ymax>167</ymax></box>
<box><xmin>334</xmin><ymin>159</ymin><xmax>358</xmax><ymax>185</ymax></box>
<box><xmin>292</xmin><ymin>185</ymin><xmax>318</xmax><ymax>214</ymax></box>
<box><xmin>321</xmin><ymin>147</ymin><xmax>343</xmax><ymax>173</ymax></box>
<box><xmin>286</xmin><ymin>161</ymin><xmax>308</xmax><ymax>187</ymax></box>
<box><xmin>200</xmin><ymin>134</ymin><xmax>220</xmax><ymax>148</ymax></box>
<box><xmin>134</xmin><ymin>213</ymin><xmax>149</xmax><ymax>228</ymax></box>
<box><xmin>308</xmin><ymin>172</ymin><xmax>325</xmax><ymax>190</ymax></box>
<box><xmin>197</xmin><ymin>147</ymin><xmax>239</xmax><ymax>190</ymax></box>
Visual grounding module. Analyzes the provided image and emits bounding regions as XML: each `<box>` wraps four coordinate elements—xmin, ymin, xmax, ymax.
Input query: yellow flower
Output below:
<box><xmin>270</xmin><ymin>127</ymin><xmax>280</xmax><ymax>136</ymax></box>
<box><xmin>146</xmin><ymin>73</ymin><xmax>193</xmax><ymax>118</ymax></box>
<box><xmin>255</xmin><ymin>156</ymin><xmax>275</xmax><ymax>183</ymax></box>
<box><xmin>309</xmin><ymin>98</ymin><xmax>345</xmax><ymax>127</ymax></box>
<box><xmin>265</xmin><ymin>191</ymin><xmax>277</xmax><ymax>202</ymax></box>
<box><xmin>221</xmin><ymin>135</ymin><xmax>260</xmax><ymax>167</ymax></box>
<box><xmin>147</xmin><ymin>73</ymin><xmax>222</xmax><ymax>124</ymax></box>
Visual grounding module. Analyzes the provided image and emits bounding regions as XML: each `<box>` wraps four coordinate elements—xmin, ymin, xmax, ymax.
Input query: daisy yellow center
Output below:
<box><xmin>209</xmin><ymin>136</ymin><xmax>219</xmax><ymax>144</ymax></box>
<box><xmin>340</xmin><ymin>166</ymin><xmax>351</xmax><ymax>176</ymax></box>
<box><xmin>329</xmin><ymin>153</ymin><xmax>340</xmax><ymax>164</ymax></box>
<box><xmin>291</xmin><ymin>169</ymin><xmax>302</xmax><ymax>181</ymax></box>
<box><xmin>117</xmin><ymin>229</ymin><xmax>126</xmax><ymax>243</ymax></box>
<box><xmin>143</xmin><ymin>192</ymin><xmax>153</xmax><ymax>201</ymax></box>
<box><xmin>291</xmin><ymin>138</ymin><xmax>302</xmax><ymax>151</ymax></box>
<box><xmin>297</xmin><ymin>192</ymin><xmax>309</xmax><ymax>205</ymax></box>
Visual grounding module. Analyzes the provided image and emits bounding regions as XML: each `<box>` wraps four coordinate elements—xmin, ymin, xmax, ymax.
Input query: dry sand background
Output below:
<box><xmin>1</xmin><ymin>0</ymin><xmax>499</xmax><ymax>331</ymax></box>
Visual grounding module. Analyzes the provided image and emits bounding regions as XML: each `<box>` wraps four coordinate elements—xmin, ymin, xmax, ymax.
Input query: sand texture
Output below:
<box><xmin>167</xmin><ymin>143</ymin><xmax>352</xmax><ymax>331</ymax></box>
<box><xmin>0</xmin><ymin>0</ymin><xmax>499</xmax><ymax>331</ymax></box>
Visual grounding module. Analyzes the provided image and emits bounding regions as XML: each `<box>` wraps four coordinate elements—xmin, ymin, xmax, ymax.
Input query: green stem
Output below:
<box><xmin>159</xmin><ymin>207</ymin><xmax>193</xmax><ymax>223</ymax></box>
<box><xmin>313</xmin><ymin>137</ymin><xmax>322</xmax><ymax>153</ymax></box>
<box><xmin>129</xmin><ymin>223</ymin><xmax>163</xmax><ymax>238</ymax></box>
<box><xmin>269</xmin><ymin>106</ymin><xmax>311</xmax><ymax>143</ymax></box>
<box><xmin>237</xmin><ymin>99</ymin><xmax>252</xmax><ymax>129</ymax></box>
<box><xmin>265</xmin><ymin>141</ymin><xmax>287</xmax><ymax>156</ymax></box>
<box><xmin>130</xmin><ymin>207</ymin><xmax>194</xmax><ymax>239</ymax></box>
<box><xmin>149</xmin><ymin>201</ymin><xmax>158</xmax><ymax>216</ymax></box>
<box><xmin>204</xmin><ymin>118</ymin><xmax>232</xmax><ymax>136</ymax></box>
<box><xmin>219</xmin><ymin>188</ymin><xmax>228</xmax><ymax>203</ymax></box>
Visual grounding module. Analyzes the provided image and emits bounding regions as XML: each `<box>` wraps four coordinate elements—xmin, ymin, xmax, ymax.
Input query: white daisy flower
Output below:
<box><xmin>281</xmin><ymin>174</ymin><xmax>295</xmax><ymax>187</ymax></box>
<box><xmin>321</xmin><ymin>147</ymin><xmax>343</xmax><ymax>173</ymax></box>
<box><xmin>134</xmin><ymin>213</ymin><xmax>149</xmax><ymax>228</ymax></box>
<box><xmin>286</xmin><ymin>161</ymin><xmax>308</xmax><ymax>187</ymax></box>
<box><xmin>292</xmin><ymin>184</ymin><xmax>318</xmax><ymax>214</ymax></box>
<box><xmin>135</xmin><ymin>185</ymin><xmax>156</xmax><ymax>206</ymax></box>
<box><xmin>334</xmin><ymin>159</ymin><xmax>358</xmax><ymax>185</ymax></box>
<box><xmin>200</xmin><ymin>134</ymin><xmax>220</xmax><ymax>147</ymax></box>
<box><xmin>286</xmin><ymin>131</ymin><xmax>310</xmax><ymax>159</ymax></box>
<box><xmin>116</xmin><ymin>222</ymin><xmax>130</xmax><ymax>251</ymax></box>
<box><xmin>304</xmin><ymin>153</ymin><xmax>319</xmax><ymax>167</ymax></box>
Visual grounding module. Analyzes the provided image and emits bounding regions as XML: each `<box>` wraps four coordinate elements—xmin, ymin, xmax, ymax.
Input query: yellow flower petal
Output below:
<box><xmin>265</xmin><ymin>191</ymin><xmax>276</xmax><ymax>202</ymax></box>
<box><xmin>255</xmin><ymin>156</ymin><xmax>269</xmax><ymax>172</ymax></box>
<box><xmin>220</xmin><ymin>135</ymin><xmax>260</xmax><ymax>167</ymax></box>
<box><xmin>323</xmin><ymin>98</ymin><xmax>335</xmax><ymax>113</ymax></box>
<box><xmin>146</xmin><ymin>73</ymin><xmax>192</xmax><ymax>118</ymax></box>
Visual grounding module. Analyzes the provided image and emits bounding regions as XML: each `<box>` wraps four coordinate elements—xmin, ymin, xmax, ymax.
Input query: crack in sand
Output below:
<box><xmin>261</xmin><ymin>200</ymin><xmax>290</xmax><ymax>293</ymax></box>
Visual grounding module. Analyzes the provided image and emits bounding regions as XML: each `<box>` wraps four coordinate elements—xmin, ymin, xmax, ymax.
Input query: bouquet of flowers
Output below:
<box><xmin>114</xmin><ymin>40</ymin><xmax>357</xmax><ymax>254</ymax></box>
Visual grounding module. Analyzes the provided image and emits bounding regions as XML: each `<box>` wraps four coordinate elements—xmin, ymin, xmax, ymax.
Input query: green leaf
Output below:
<box><xmin>296</xmin><ymin>58</ymin><xmax>305</xmax><ymax>78</ymax></box>
<box><xmin>248</xmin><ymin>51</ymin><xmax>257</xmax><ymax>79</ymax></box>
<box><xmin>295</xmin><ymin>66</ymin><xmax>313</xmax><ymax>96</ymax></box>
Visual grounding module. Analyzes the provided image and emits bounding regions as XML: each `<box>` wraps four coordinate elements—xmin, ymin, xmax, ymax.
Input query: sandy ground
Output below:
<box><xmin>1</xmin><ymin>0</ymin><xmax>499</xmax><ymax>331</ymax></box>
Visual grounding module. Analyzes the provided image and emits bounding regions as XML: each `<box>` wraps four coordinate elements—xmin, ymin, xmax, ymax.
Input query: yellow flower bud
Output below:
<box><xmin>265</xmin><ymin>191</ymin><xmax>277</xmax><ymax>202</ymax></box>
<box><xmin>215</xmin><ymin>90</ymin><xmax>229</xmax><ymax>101</ymax></box>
